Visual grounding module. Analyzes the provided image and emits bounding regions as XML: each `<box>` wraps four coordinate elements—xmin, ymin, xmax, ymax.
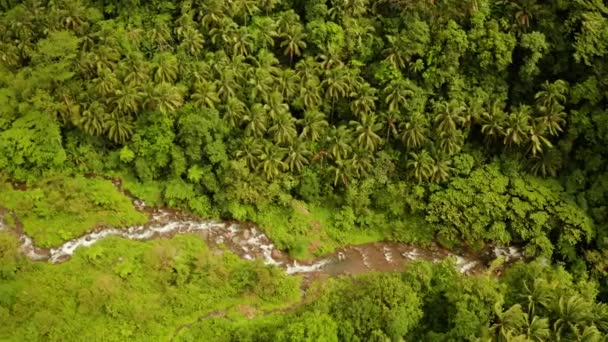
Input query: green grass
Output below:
<box><xmin>254</xmin><ymin>200</ymin><xmax>388</xmax><ymax>260</ymax></box>
<box><xmin>0</xmin><ymin>175</ymin><xmax>148</xmax><ymax>247</ymax></box>
<box><xmin>0</xmin><ymin>233</ymin><xmax>301</xmax><ymax>342</ymax></box>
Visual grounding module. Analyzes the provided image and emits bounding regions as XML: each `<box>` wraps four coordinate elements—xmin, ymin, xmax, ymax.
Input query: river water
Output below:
<box><xmin>0</xmin><ymin>199</ymin><xmax>523</xmax><ymax>280</ymax></box>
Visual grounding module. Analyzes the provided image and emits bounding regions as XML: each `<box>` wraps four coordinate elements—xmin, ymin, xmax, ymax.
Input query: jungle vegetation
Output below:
<box><xmin>1</xmin><ymin>0</ymin><xmax>608</xmax><ymax>340</ymax></box>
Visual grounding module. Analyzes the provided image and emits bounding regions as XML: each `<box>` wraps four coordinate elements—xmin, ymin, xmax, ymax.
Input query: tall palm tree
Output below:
<box><xmin>380</xmin><ymin>111</ymin><xmax>400</xmax><ymax>142</ymax></box>
<box><xmin>299</xmin><ymin>111</ymin><xmax>329</xmax><ymax>143</ymax></box>
<box><xmin>407</xmin><ymin>150</ymin><xmax>434</xmax><ymax>183</ymax></box>
<box><xmin>277</xmin><ymin>68</ymin><xmax>299</xmax><ymax>100</ymax></box>
<box><xmin>280</xmin><ymin>26</ymin><xmax>307</xmax><ymax>64</ymax></box>
<box><xmin>119</xmin><ymin>53</ymin><xmax>150</xmax><ymax>87</ymax></box>
<box><xmin>490</xmin><ymin>303</ymin><xmax>527</xmax><ymax>342</ymax></box>
<box><xmin>149</xmin><ymin>83</ymin><xmax>184</xmax><ymax>115</ymax></box>
<box><xmin>384</xmin><ymin>78</ymin><xmax>418</xmax><ymax>112</ymax></box>
<box><xmin>104</xmin><ymin>112</ymin><xmax>134</xmax><ymax>144</ymax></box>
<box><xmin>198</xmin><ymin>0</ymin><xmax>226</xmax><ymax>30</ymax></box>
<box><xmin>244</xmin><ymin>103</ymin><xmax>269</xmax><ymax>138</ymax></box>
<box><xmin>215</xmin><ymin>69</ymin><xmax>240</xmax><ymax>102</ymax></box>
<box><xmin>264</xmin><ymin>91</ymin><xmax>290</xmax><ymax>120</ymax></box>
<box><xmin>480</xmin><ymin>100</ymin><xmax>507</xmax><ymax>142</ymax></box>
<box><xmin>430</xmin><ymin>154</ymin><xmax>452</xmax><ymax>183</ymax></box>
<box><xmin>434</xmin><ymin>101</ymin><xmax>466</xmax><ymax>133</ymax></box>
<box><xmin>178</xmin><ymin>26</ymin><xmax>205</xmax><ymax>56</ymax></box>
<box><xmin>235</xmin><ymin>137</ymin><xmax>263</xmax><ymax>170</ymax></box>
<box><xmin>223</xmin><ymin>97</ymin><xmax>247</xmax><ymax>128</ymax></box>
<box><xmin>437</xmin><ymin>129</ymin><xmax>464</xmax><ymax>156</ymax></box>
<box><xmin>248</xmin><ymin>67</ymin><xmax>274</xmax><ymax>103</ymax></box>
<box><xmin>327</xmin><ymin>125</ymin><xmax>353</xmax><ymax>160</ymax></box>
<box><xmin>78</xmin><ymin>102</ymin><xmax>106</xmax><ymax>136</ymax></box>
<box><xmin>152</xmin><ymin>52</ymin><xmax>179</xmax><ymax>84</ymax></box>
<box><xmin>399</xmin><ymin>112</ymin><xmax>429</xmax><ymax>149</ymax></box>
<box><xmin>351</xmin><ymin>83</ymin><xmax>378</xmax><ymax>118</ymax></box>
<box><xmin>257</xmin><ymin>144</ymin><xmax>287</xmax><ymax>180</ymax></box>
<box><xmin>269</xmin><ymin>111</ymin><xmax>298</xmax><ymax>145</ymax></box>
<box><xmin>348</xmin><ymin>151</ymin><xmax>373</xmax><ymax>178</ymax></box>
<box><xmin>535</xmin><ymin>80</ymin><xmax>568</xmax><ymax>109</ymax></box>
<box><xmin>112</xmin><ymin>84</ymin><xmax>143</xmax><ymax>115</ymax></box>
<box><xmin>322</xmin><ymin>67</ymin><xmax>350</xmax><ymax>118</ymax></box>
<box><xmin>191</xmin><ymin>80</ymin><xmax>221</xmax><ymax>109</ymax></box>
<box><xmin>528</xmin><ymin>123</ymin><xmax>553</xmax><ymax>157</ymax></box>
<box><xmin>553</xmin><ymin>295</ymin><xmax>593</xmax><ymax>339</ymax></box>
<box><xmin>297</xmin><ymin>79</ymin><xmax>323</xmax><ymax>110</ymax></box>
<box><xmin>230</xmin><ymin>26</ymin><xmax>254</xmax><ymax>57</ymax></box>
<box><xmin>328</xmin><ymin>159</ymin><xmax>352</xmax><ymax>186</ymax></box>
<box><xmin>504</xmin><ymin>106</ymin><xmax>532</xmax><ymax>147</ymax></box>
<box><xmin>284</xmin><ymin>139</ymin><xmax>311</xmax><ymax>173</ymax></box>
<box><xmin>350</xmin><ymin>114</ymin><xmax>383</xmax><ymax>151</ymax></box>
<box><xmin>536</xmin><ymin>104</ymin><xmax>566</xmax><ymax>136</ymax></box>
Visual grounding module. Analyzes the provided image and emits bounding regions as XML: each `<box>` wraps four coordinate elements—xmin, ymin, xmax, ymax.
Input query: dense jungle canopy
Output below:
<box><xmin>1</xmin><ymin>0</ymin><xmax>608</xmax><ymax>340</ymax></box>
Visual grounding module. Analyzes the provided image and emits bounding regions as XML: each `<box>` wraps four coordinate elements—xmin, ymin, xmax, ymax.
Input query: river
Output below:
<box><xmin>0</xmin><ymin>198</ymin><xmax>523</xmax><ymax>281</ymax></box>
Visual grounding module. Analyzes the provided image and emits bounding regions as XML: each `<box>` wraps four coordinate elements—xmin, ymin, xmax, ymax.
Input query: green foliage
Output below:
<box><xmin>0</xmin><ymin>176</ymin><xmax>147</xmax><ymax>247</ymax></box>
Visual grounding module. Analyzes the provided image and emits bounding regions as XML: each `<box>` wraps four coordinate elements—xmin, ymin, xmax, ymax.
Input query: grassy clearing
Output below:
<box><xmin>0</xmin><ymin>233</ymin><xmax>301</xmax><ymax>341</ymax></box>
<box><xmin>0</xmin><ymin>175</ymin><xmax>148</xmax><ymax>247</ymax></box>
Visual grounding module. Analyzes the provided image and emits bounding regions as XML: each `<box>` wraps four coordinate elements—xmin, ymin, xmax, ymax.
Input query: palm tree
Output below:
<box><xmin>191</xmin><ymin>80</ymin><xmax>221</xmax><ymax>109</ymax></box>
<box><xmin>244</xmin><ymin>103</ymin><xmax>269</xmax><ymax>138</ymax></box>
<box><xmin>152</xmin><ymin>53</ymin><xmax>179</xmax><ymax>84</ymax></box>
<box><xmin>178</xmin><ymin>26</ymin><xmax>204</xmax><ymax>56</ymax></box>
<box><xmin>399</xmin><ymin>112</ymin><xmax>429</xmax><ymax>149</ymax></box>
<box><xmin>437</xmin><ymin>129</ymin><xmax>464</xmax><ymax>156</ymax></box>
<box><xmin>434</xmin><ymin>101</ymin><xmax>466</xmax><ymax>133</ymax></box>
<box><xmin>553</xmin><ymin>295</ymin><xmax>593</xmax><ymax>339</ymax></box>
<box><xmin>230</xmin><ymin>26</ymin><xmax>254</xmax><ymax>57</ymax></box>
<box><xmin>284</xmin><ymin>139</ymin><xmax>312</xmax><ymax>173</ymax></box>
<box><xmin>264</xmin><ymin>92</ymin><xmax>290</xmax><ymax>120</ymax></box>
<box><xmin>198</xmin><ymin>0</ymin><xmax>226</xmax><ymax>30</ymax></box>
<box><xmin>297</xmin><ymin>79</ymin><xmax>323</xmax><ymax>110</ymax></box>
<box><xmin>350</xmin><ymin>114</ymin><xmax>383</xmax><ymax>151</ymax></box>
<box><xmin>430</xmin><ymin>154</ymin><xmax>452</xmax><ymax>183</ymax></box>
<box><xmin>480</xmin><ymin>100</ymin><xmax>507</xmax><ymax>142</ymax></box>
<box><xmin>215</xmin><ymin>69</ymin><xmax>240</xmax><ymax>102</ymax></box>
<box><xmin>223</xmin><ymin>97</ymin><xmax>247</xmax><ymax>128</ymax></box>
<box><xmin>348</xmin><ymin>151</ymin><xmax>373</xmax><ymax>178</ymax></box>
<box><xmin>277</xmin><ymin>68</ymin><xmax>299</xmax><ymax>100</ymax></box>
<box><xmin>280</xmin><ymin>26</ymin><xmax>307</xmax><ymax>64</ymax></box>
<box><xmin>535</xmin><ymin>80</ymin><xmax>568</xmax><ymax>109</ymax></box>
<box><xmin>104</xmin><ymin>112</ymin><xmax>134</xmax><ymax>144</ymax></box>
<box><xmin>328</xmin><ymin>159</ymin><xmax>352</xmax><ymax>186</ymax></box>
<box><xmin>149</xmin><ymin>83</ymin><xmax>184</xmax><ymax>115</ymax></box>
<box><xmin>522</xmin><ymin>316</ymin><xmax>551</xmax><ymax>342</ymax></box>
<box><xmin>528</xmin><ymin>150</ymin><xmax>561</xmax><ymax>177</ymax></box>
<box><xmin>322</xmin><ymin>68</ymin><xmax>350</xmax><ymax>117</ymax></box>
<box><xmin>78</xmin><ymin>102</ymin><xmax>106</xmax><ymax>136</ymax></box>
<box><xmin>384</xmin><ymin>78</ymin><xmax>419</xmax><ymax>112</ymax></box>
<box><xmin>235</xmin><ymin>137</ymin><xmax>263</xmax><ymax>170</ymax></box>
<box><xmin>351</xmin><ymin>83</ymin><xmax>378</xmax><ymax>118</ymax></box>
<box><xmin>295</xmin><ymin>56</ymin><xmax>320</xmax><ymax>84</ymax></box>
<box><xmin>276</xmin><ymin>10</ymin><xmax>301</xmax><ymax>37</ymax></box>
<box><xmin>93</xmin><ymin>69</ymin><xmax>119</xmax><ymax>98</ymax></box>
<box><xmin>504</xmin><ymin>106</ymin><xmax>532</xmax><ymax>147</ymax></box>
<box><xmin>380</xmin><ymin>111</ymin><xmax>400</xmax><ymax>142</ymax></box>
<box><xmin>249</xmin><ymin>68</ymin><xmax>274</xmax><ymax>103</ymax></box>
<box><xmin>147</xmin><ymin>18</ymin><xmax>173</xmax><ymax>51</ymax></box>
<box><xmin>528</xmin><ymin>123</ymin><xmax>553</xmax><ymax>157</ymax></box>
<box><xmin>520</xmin><ymin>279</ymin><xmax>554</xmax><ymax>318</ymax></box>
<box><xmin>490</xmin><ymin>303</ymin><xmax>527</xmax><ymax>342</ymax></box>
<box><xmin>119</xmin><ymin>53</ymin><xmax>150</xmax><ymax>86</ymax></box>
<box><xmin>113</xmin><ymin>84</ymin><xmax>143</xmax><ymax>115</ymax></box>
<box><xmin>383</xmin><ymin>34</ymin><xmax>407</xmax><ymax>70</ymax></box>
<box><xmin>251</xmin><ymin>18</ymin><xmax>278</xmax><ymax>49</ymax></box>
<box><xmin>269</xmin><ymin>111</ymin><xmax>298</xmax><ymax>145</ymax></box>
<box><xmin>327</xmin><ymin>125</ymin><xmax>353</xmax><ymax>160</ymax></box>
<box><xmin>257</xmin><ymin>145</ymin><xmax>287</xmax><ymax>180</ymax></box>
<box><xmin>536</xmin><ymin>104</ymin><xmax>566</xmax><ymax>136</ymax></box>
<box><xmin>407</xmin><ymin>150</ymin><xmax>434</xmax><ymax>183</ymax></box>
<box><xmin>299</xmin><ymin>111</ymin><xmax>329</xmax><ymax>143</ymax></box>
